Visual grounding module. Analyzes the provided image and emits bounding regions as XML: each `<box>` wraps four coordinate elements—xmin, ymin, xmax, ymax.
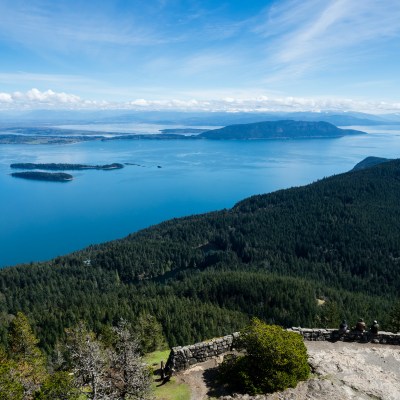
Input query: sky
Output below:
<box><xmin>0</xmin><ymin>0</ymin><xmax>400</xmax><ymax>113</ymax></box>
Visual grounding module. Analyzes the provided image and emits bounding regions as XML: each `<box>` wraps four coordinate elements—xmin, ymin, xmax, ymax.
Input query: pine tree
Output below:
<box><xmin>0</xmin><ymin>349</ymin><xmax>24</xmax><ymax>400</ymax></box>
<box><xmin>7</xmin><ymin>312</ymin><xmax>47</xmax><ymax>398</ymax></box>
<box><xmin>135</xmin><ymin>314</ymin><xmax>168</xmax><ymax>354</ymax></box>
<box><xmin>388</xmin><ymin>300</ymin><xmax>400</xmax><ymax>333</ymax></box>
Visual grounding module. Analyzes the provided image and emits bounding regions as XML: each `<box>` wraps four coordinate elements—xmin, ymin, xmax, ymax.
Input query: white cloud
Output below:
<box><xmin>0</xmin><ymin>88</ymin><xmax>98</xmax><ymax>109</ymax></box>
<box><xmin>0</xmin><ymin>93</ymin><xmax>12</xmax><ymax>102</ymax></box>
<box><xmin>130</xmin><ymin>99</ymin><xmax>150</xmax><ymax>107</ymax></box>
<box><xmin>1</xmin><ymin>88</ymin><xmax>400</xmax><ymax>114</ymax></box>
<box><xmin>258</xmin><ymin>0</ymin><xmax>400</xmax><ymax>81</ymax></box>
<box><xmin>25</xmin><ymin>88</ymin><xmax>81</xmax><ymax>103</ymax></box>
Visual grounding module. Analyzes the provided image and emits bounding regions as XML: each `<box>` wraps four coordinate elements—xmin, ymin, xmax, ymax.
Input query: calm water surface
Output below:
<box><xmin>1</xmin><ymin>127</ymin><xmax>400</xmax><ymax>267</ymax></box>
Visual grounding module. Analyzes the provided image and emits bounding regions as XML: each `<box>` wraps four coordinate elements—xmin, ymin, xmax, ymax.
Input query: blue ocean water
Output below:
<box><xmin>1</xmin><ymin>127</ymin><xmax>400</xmax><ymax>268</ymax></box>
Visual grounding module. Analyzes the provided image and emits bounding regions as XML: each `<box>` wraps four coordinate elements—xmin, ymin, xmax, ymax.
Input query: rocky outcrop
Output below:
<box><xmin>218</xmin><ymin>341</ymin><xmax>400</xmax><ymax>400</ymax></box>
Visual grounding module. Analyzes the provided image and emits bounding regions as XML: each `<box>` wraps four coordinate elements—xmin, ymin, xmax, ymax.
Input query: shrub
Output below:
<box><xmin>219</xmin><ymin>318</ymin><xmax>310</xmax><ymax>394</ymax></box>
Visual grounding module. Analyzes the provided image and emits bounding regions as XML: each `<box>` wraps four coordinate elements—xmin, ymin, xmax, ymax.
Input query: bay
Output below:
<box><xmin>1</xmin><ymin>126</ymin><xmax>400</xmax><ymax>268</ymax></box>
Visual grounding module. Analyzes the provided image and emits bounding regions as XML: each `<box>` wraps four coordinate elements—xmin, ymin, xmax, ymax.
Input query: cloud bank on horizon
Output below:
<box><xmin>1</xmin><ymin>88</ymin><xmax>400</xmax><ymax>114</ymax></box>
<box><xmin>0</xmin><ymin>0</ymin><xmax>399</xmax><ymax>113</ymax></box>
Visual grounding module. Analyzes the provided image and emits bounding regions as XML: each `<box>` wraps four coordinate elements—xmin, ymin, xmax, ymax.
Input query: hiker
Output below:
<box><xmin>338</xmin><ymin>320</ymin><xmax>348</xmax><ymax>335</ymax></box>
<box><xmin>370</xmin><ymin>320</ymin><xmax>379</xmax><ymax>335</ymax></box>
<box><xmin>355</xmin><ymin>318</ymin><xmax>366</xmax><ymax>333</ymax></box>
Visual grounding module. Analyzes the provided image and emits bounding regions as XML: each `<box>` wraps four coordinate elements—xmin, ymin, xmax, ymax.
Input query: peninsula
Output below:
<box><xmin>159</xmin><ymin>128</ymin><xmax>208</xmax><ymax>135</ymax></box>
<box><xmin>11</xmin><ymin>171</ymin><xmax>73</xmax><ymax>182</ymax></box>
<box><xmin>10</xmin><ymin>162</ymin><xmax>124</xmax><ymax>170</ymax></box>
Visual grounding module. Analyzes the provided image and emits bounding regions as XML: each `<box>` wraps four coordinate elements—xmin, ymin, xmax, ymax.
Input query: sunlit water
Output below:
<box><xmin>54</xmin><ymin>123</ymin><xmax>219</xmax><ymax>135</ymax></box>
<box><xmin>1</xmin><ymin>125</ymin><xmax>400</xmax><ymax>268</ymax></box>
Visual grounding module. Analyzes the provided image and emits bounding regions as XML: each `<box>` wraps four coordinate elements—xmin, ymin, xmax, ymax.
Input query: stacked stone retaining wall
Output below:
<box><xmin>166</xmin><ymin>332</ymin><xmax>240</xmax><ymax>372</ymax></box>
<box><xmin>288</xmin><ymin>327</ymin><xmax>400</xmax><ymax>344</ymax></box>
<box><xmin>165</xmin><ymin>328</ymin><xmax>400</xmax><ymax>373</ymax></box>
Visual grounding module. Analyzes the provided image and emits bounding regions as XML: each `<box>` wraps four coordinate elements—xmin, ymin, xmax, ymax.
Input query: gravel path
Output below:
<box><xmin>177</xmin><ymin>358</ymin><xmax>220</xmax><ymax>400</ymax></box>
<box><xmin>176</xmin><ymin>341</ymin><xmax>400</xmax><ymax>400</ymax></box>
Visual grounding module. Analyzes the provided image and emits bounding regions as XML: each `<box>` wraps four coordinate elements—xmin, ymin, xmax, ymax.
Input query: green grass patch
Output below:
<box><xmin>144</xmin><ymin>349</ymin><xmax>171</xmax><ymax>367</ymax></box>
<box><xmin>144</xmin><ymin>350</ymin><xmax>191</xmax><ymax>400</ymax></box>
<box><xmin>152</xmin><ymin>377</ymin><xmax>191</xmax><ymax>400</ymax></box>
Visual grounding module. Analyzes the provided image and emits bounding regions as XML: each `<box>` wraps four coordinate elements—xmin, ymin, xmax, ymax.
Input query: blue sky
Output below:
<box><xmin>0</xmin><ymin>0</ymin><xmax>400</xmax><ymax>113</ymax></box>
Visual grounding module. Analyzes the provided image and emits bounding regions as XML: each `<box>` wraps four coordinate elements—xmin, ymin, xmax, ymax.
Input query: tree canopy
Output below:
<box><xmin>220</xmin><ymin>318</ymin><xmax>310</xmax><ymax>394</ymax></box>
<box><xmin>0</xmin><ymin>313</ymin><xmax>152</xmax><ymax>400</ymax></box>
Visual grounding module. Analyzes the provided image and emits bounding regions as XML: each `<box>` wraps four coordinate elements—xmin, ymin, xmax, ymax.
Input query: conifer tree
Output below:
<box><xmin>388</xmin><ymin>300</ymin><xmax>400</xmax><ymax>333</ymax></box>
<box><xmin>7</xmin><ymin>312</ymin><xmax>47</xmax><ymax>398</ymax></box>
<box><xmin>135</xmin><ymin>314</ymin><xmax>167</xmax><ymax>354</ymax></box>
<box><xmin>0</xmin><ymin>348</ymin><xmax>24</xmax><ymax>400</ymax></box>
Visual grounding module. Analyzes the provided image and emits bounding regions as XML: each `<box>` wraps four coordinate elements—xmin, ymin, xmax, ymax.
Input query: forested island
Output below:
<box><xmin>10</xmin><ymin>162</ymin><xmax>124</xmax><ymax>170</ymax></box>
<box><xmin>11</xmin><ymin>171</ymin><xmax>73</xmax><ymax>182</ymax></box>
<box><xmin>199</xmin><ymin>120</ymin><xmax>365</xmax><ymax>139</ymax></box>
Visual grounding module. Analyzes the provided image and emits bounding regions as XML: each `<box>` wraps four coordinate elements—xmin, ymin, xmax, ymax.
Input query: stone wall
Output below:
<box><xmin>165</xmin><ymin>332</ymin><xmax>240</xmax><ymax>372</ymax></box>
<box><xmin>288</xmin><ymin>327</ymin><xmax>400</xmax><ymax>344</ymax></box>
<box><xmin>165</xmin><ymin>328</ymin><xmax>400</xmax><ymax>373</ymax></box>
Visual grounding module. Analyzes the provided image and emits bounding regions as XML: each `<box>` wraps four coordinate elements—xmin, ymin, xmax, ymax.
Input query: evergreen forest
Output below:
<box><xmin>1</xmin><ymin>158</ymin><xmax>400</xmax><ymax>354</ymax></box>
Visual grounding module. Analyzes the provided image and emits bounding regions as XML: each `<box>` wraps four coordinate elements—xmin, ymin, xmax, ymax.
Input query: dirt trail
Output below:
<box><xmin>176</xmin><ymin>341</ymin><xmax>400</xmax><ymax>400</ymax></box>
<box><xmin>176</xmin><ymin>357</ymin><xmax>226</xmax><ymax>400</ymax></box>
<box><xmin>178</xmin><ymin>363</ymin><xmax>211</xmax><ymax>400</ymax></box>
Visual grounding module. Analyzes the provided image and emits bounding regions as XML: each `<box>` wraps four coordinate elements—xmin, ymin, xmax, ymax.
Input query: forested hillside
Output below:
<box><xmin>1</xmin><ymin>159</ymin><xmax>400</xmax><ymax>352</ymax></box>
<box><xmin>199</xmin><ymin>120</ymin><xmax>364</xmax><ymax>139</ymax></box>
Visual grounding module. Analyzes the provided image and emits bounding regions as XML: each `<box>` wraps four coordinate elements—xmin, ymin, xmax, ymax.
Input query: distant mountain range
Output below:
<box><xmin>199</xmin><ymin>120</ymin><xmax>365</xmax><ymax>139</ymax></box>
<box><xmin>1</xmin><ymin>109</ymin><xmax>400</xmax><ymax>127</ymax></box>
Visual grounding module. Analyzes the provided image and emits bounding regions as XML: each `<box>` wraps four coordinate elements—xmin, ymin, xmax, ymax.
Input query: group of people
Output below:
<box><xmin>338</xmin><ymin>318</ymin><xmax>379</xmax><ymax>336</ymax></box>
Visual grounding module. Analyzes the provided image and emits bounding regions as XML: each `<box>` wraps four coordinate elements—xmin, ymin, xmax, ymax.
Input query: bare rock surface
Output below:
<box><xmin>177</xmin><ymin>341</ymin><xmax>400</xmax><ymax>400</ymax></box>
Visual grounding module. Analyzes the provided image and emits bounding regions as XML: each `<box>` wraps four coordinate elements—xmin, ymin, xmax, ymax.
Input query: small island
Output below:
<box><xmin>11</xmin><ymin>171</ymin><xmax>73</xmax><ymax>182</ymax></box>
<box><xmin>10</xmin><ymin>162</ymin><xmax>124</xmax><ymax>171</ymax></box>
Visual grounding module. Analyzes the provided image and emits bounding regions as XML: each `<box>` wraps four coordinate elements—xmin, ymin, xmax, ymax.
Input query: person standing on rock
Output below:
<box><xmin>355</xmin><ymin>318</ymin><xmax>366</xmax><ymax>332</ymax></box>
<box><xmin>370</xmin><ymin>320</ymin><xmax>379</xmax><ymax>335</ymax></box>
<box><xmin>338</xmin><ymin>320</ymin><xmax>348</xmax><ymax>335</ymax></box>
